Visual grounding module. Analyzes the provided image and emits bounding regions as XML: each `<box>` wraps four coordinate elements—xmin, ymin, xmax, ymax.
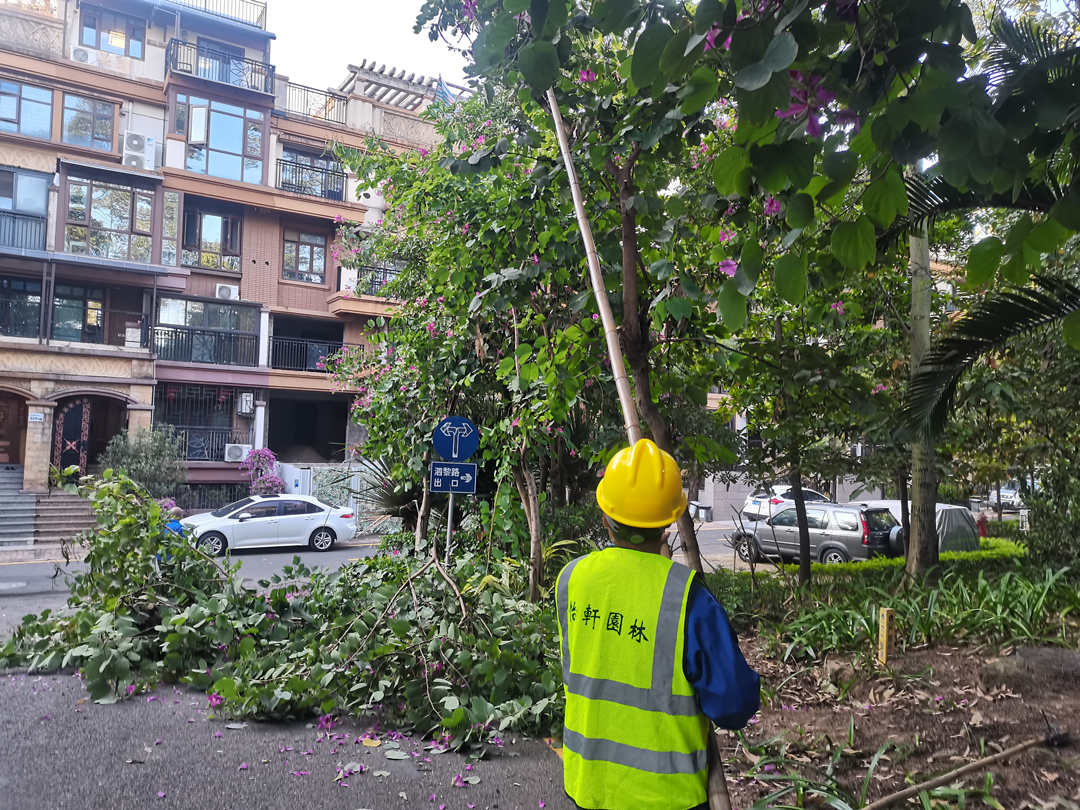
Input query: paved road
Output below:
<box><xmin>0</xmin><ymin>672</ymin><xmax>572</xmax><ymax>810</ymax></box>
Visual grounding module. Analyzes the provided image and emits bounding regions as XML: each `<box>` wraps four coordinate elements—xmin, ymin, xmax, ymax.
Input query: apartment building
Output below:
<box><xmin>0</xmin><ymin>0</ymin><xmax>440</xmax><ymax>507</ymax></box>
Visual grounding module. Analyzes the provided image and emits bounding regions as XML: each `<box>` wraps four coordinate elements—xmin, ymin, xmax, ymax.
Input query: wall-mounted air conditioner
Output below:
<box><xmin>122</xmin><ymin>131</ymin><xmax>156</xmax><ymax>171</ymax></box>
<box><xmin>72</xmin><ymin>48</ymin><xmax>98</xmax><ymax>65</ymax></box>
<box><xmin>215</xmin><ymin>284</ymin><xmax>240</xmax><ymax>300</ymax></box>
<box><xmin>236</xmin><ymin>392</ymin><xmax>255</xmax><ymax>416</ymax></box>
<box><xmin>224</xmin><ymin>443</ymin><xmax>253</xmax><ymax>463</ymax></box>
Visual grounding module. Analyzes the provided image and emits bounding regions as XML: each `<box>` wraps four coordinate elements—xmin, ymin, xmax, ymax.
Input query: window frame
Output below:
<box><xmin>770</xmin><ymin>509</ymin><xmax>797</xmax><ymax>527</ymax></box>
<box><xmin>172</xmin><ymin>93</ymin><xmax>267</xmax><ymax>184</ymax></box>
<box><xmin>61</xmin><ymin>93</ymin><xmax>116</xmax><ymax>152</ymax></box>
<box><xmin>156</xmin><ymin>296</ymin><xmax>258</xmax><ymax>336</ymax></box>
<box><xmin>0</xmin><ymin>167</ymin><xmax>49</xmax><ymax>216</ymax></box>
<box><xmin>282</xmin><ymin>228</ymin><xmax>328</xmax><ymax>285</ymax></box>
<box><xmin>50</xmin><ymin>282</ymin><xmax>105</xmax><ymax>344</ymax></box>
<box><xmin>0</xmin><ymin>275</ymin><xmax>43</xmax><ymax>339</ymax></box>
<box><xmin>79</xmin><ymin>3</ymin><xmax>146</xmax><ymax>60</ymax></box>
<box><xmin>0</xmin><ymin>79</ymin><xmax>53</xmax><ymax>140</ymax></box>
<box><xmin>181</xmin><ymin>206</ymin><xmax>243</xmax><ymax>272</ymax></box>
<box><xmin>62</xmin><ymin>175</ymin><xmax>154</xmax><ymax>263</ymax></box>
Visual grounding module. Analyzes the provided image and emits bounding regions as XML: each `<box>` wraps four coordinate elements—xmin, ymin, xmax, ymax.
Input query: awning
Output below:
<box><xmin>58</xmin><ymin>157</ymin><xmax>163</xmax><ymax>184</ymax></box>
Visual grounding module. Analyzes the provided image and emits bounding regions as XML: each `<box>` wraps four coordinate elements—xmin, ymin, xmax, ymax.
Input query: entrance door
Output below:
<box><xmin>0</xmin><ymin>393</ymin><xmax>26</xmax><ymax>464</ymax></box>
<box><xmin>53</xmin><ymin>397</ymin><xmax>92</xmax><ymax>471</ymax></box>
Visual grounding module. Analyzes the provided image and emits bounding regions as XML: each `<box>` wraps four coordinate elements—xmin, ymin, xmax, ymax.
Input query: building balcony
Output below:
<box><xmin>0</xmin><ymin>212</ymin><xmax>46</xmax><ymax>252</ymax></box>
<box><xmin>1</xmin><ymin>308</ymin><xmax>149</xmax><ymax>350</ymax></box>
<box><xmin>270</xmin><ymin>336</ymin><xmax>344</xmax><ymax>372</ymax></box>
<box><xmin>172</xmin><ymin>425</ymin><xmax>254</xmax><ymax>461</ymax></box>
<box><xmin>153</xmin><ymin>325</ymin><xmax>258</xmax><ymax>366</ymax></box>
<box><xmin>167</xmin><ymin>0</ymin><xmax>267</xmax><ymax>29</ymax></box>
<box><xmin>275</xmin><ymin>160</ymin><xmax>346</xmax><ymax>201</ymax></box>
<box><xmin>166</xmin><ymin>39</ymin><xmax>275</xmax><ymax>95</ymax></box>
<box><xmin>282</xmin><ymin>83</ymin><xmax>347</xmax><ymax>125</ymax></box>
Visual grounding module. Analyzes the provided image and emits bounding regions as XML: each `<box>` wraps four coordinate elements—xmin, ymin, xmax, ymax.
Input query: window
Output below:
<box><xmin>211</xmin><ymin>497</ymin><xmax>253</xmax><ymax>517</ymax></box>
<box><xmin>771</xmin><ymin>509</ymin><xmax>797</xmax><ymax>527</ymax></box>
<box><xmin>181</xmin><ymin>207</ymin><xmax>241</xmax><ymax>271</ymax></box>
<box><xmin>64</xmin><ymin>177</ymin><xmax>153</xmax><ymax>262</ymax></box>
<box><xmin>62</xmin><ymin>94</ymin><xmax>115</xmax><ymax>151</ymax></box>
<box><xmin>0</xmin><ymin>276</ymin><xmax>41</xmax><ymax>338</ymax></box>
<box><xmin>0</xmin><ymin>169</ymin><xmax>48</xmax><ymax>215</ymax></box>
<box><xmin>80</xmin><ymin>4</ymin><xmax>145</xmax><ymax>59</ymax></box>
<box><xmin>283</xmin><ymin>229</ymin><xmax>326</xmax><ymax>284</ymax></box>
<box><xmin>161</xmin><ymin>191</ymin><xmax>180</xmax><ymax>266</ymax></box>
<box><xmin>805</xmin><ymin>509</ymin><xmax>828</xmax><ymax>530</ymax></box>
<box><xmin>157</xmin><ymin>297</ymin><xmax>257</xmax><ymax>334</ymax></box>
<box><xmin>51</xmin><ymin>283</ymin><xmax>104</xmax><ymax>343</ymax></box>
<box><xmin>279</xmin><ymin>147</ymin><xmax>344</xmax><ymax>200</ymax></box>
<box><xmin>0</xmin><ymin>80</ymin><xmax>52</xmax><ymax>140</ymax></box>
<box><xmin>239</xmin><ymin>503</ymin><xmax>278</xmax><ymax>519</ymax></box>
<box><xmin>175</xmin><ymin>95</ymin><xmax>264</xmax><ymax>183</ymax></box>
<box><xmin>833</xmin><ymin>512</ymin><xmax>859</xmax><ymax>532</ymax></box>
<box><xmin>281</xmin><ymin>500</ymin><xmax>323</xmax><ymax>516</ymax></box>
<box><xmin>865</xmin><ymin>509</ymin><xmax>898</xmax><ymax>531</ymax></box>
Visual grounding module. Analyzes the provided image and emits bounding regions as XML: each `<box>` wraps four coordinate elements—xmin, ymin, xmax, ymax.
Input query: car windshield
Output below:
<box><xmin>211</xmin><ymin>497</ymin><xmax>254</xmax><ymax>518</ymax></box>
<box><xmin>865</xmin><ymin>509</ymin><xmax>898</xmax><ymax>531</ymax></box>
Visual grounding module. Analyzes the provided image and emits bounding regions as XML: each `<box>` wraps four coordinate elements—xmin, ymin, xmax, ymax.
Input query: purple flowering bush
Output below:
<box><xmin>240</xmin><ymin>448</ymin><xmax>285</xmax><ymax>496</ymax></box>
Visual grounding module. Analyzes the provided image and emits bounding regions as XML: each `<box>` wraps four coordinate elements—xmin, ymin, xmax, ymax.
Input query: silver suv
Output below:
<box><xmin>734</xmin><ymin>503</ymin><xmax>901</xmax><ymax>564</ymax></box>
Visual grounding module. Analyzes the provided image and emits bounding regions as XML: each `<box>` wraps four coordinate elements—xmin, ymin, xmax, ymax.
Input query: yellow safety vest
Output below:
<box><xmin>556</xmin><ymin>548</ymin><xmax>709</xmax><ymax>810</ymax></box>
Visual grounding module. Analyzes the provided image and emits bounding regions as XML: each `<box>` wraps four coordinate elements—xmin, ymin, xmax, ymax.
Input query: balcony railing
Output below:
<box><xmin>361</xmin><ymin>265</ymin><xmax>401</xmax><ymax>296</ymax></box>
<box><xmin>284</xmin><ymin>83</ymin><xmax>347</xmax><ymax>124</ymax></box>
<box><xmin>166</xmin><ymin>39</ymin><xmax>274</xmax><ymax>94</ymax></box>
<box><xmin>172</xmin><ymin>425</ymin><xmax>253</xmax><ymax>461</ymax></box>
<box><xmin>154</xmin><ymin>325</ymin><xmax>258</xmax><ymax>366</ymax></box>
<box><xmin>269</xmin><ymin>336</ymin><xmax>365</xmax><ymax>372</ymax></box>
<box><xmin>0</xmin><ymin>212</ymin><xmax>46</xmax><ymax>252</ymax></box>
<box><xmin>167</xmin><ymin>0</ymin><xmax>266</xmax><ymax>28</ymax></box>
<box><xmin>276</xmin><ymin>160</ymin><xmax>346</xmax><ymax>201</ymax></box>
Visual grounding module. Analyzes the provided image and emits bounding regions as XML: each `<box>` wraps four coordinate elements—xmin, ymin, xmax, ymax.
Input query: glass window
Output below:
<box><xmin>241</xmin><ymin>503</ymin><xmax>279</xmax><ymax>519</ymax></box>
<box><xmin>0</xmin><ymin>80</ymin><xmax>52</xmax><ymax>140</ymax></box>
<box><xmin>0</xmin><ymin>169</ymin><xmax>48</xmax><ymax>215</ymax></box>
<box><xmin>181</xmin><ymin>207</ymin><xmax>241</xmax><ymax>270</ymax></box>
<box><xmin>50</xmin><ymin>284</ymin><xmax>105</xmax><ymax>344</ymax></box>
<box><xmin>0</xmin><ymin>276</ymin><xmax>42</xmax><ymax>338</ymax></box>
<box><xmin>156</xmin><ymin>298</ymin><xmax>257</xmax><ymax>334</ymax></box>
<box><xmin>833</xmin><ymin>511</ymin><xmax>859</xmax><ymax>531</ymax></box>
<box><xmin>63</xmin><ymin>176</ymin><xmax>155</xmax><ymax>262</ymax></box>
<box><xmin>79</xmin><ymin>4</ymin><xmax>145</xmax><ymax>60</ymax></box>
<box><xmin>282</xmin><ymin>229</ymin><xmax>327</xmax><ymax>284</ymax></box>
<box><xmin>771</xmin><ymin>509</ymin><xmax>797</xmax><ymax>527</ymax></box>
<box><xmin>865</xmin><ymin>510</ymin><xmax>898</xmax><ymax>531</ymax></box>
<box><xmin>62</xmin><ymin>94</ymin><xmax>114</xmax><ymax>151</ymax></box>
<box><xmin>805</xmin><ymin>509</ymin><xmax>828</xmax><ymax>529</ymax></box>
<box><xmin>161</xmin><ymin>191</ymin><xmax>180</xmax><ymax>266</ymax></box>
<box><xmin>211</xmin><ymin>497</ymin><xmax>253</xmax><ymax>517</ymax></box>
<box><xmin>174</xmin><ymin>95</ymin><xmax>264</xmax><ymax>184</ymax></box>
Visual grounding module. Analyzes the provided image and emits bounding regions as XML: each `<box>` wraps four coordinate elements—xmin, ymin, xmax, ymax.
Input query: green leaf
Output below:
<box><xmin>774</xmin><ymin>254</ymin><xmax>808</xmax><ymax>303</ymax></box>
<box><xmin>212</xmin><ymin>676</ymin><xmax>239</xmax><ymax>702</ymax></box>
<box><xmin>442</xmin><ymin>694</ymin><xmax>460</xmax><ymax>711</ymax></box>
<box><xmin>384</xmin><ymin>750</ymin><xmax>410</xmax><ymax>760</ymax></box>
<box><xmin>716</xmin><ymin>282</ymin><xmax>747</xmax><ymax>330</ymax></box>
<box><xmin>504</xmin><ymin>0</ymin><xmax>531</xmax><ymax>12</ymax></box>
<box><xmin>1001</xmin><ymin>253</ymin><xmax>1029</xmax><ymax>285</ymax></box>
<box><xmin>694</xmin><ymin>0</ymin><xmax>723</xmax><ymax>33</ymax></box>
<box><xmin>442</xmin><ymin>706</ymin><xmax>466</xmax><ymax>728</ymax></box>
<box><xmin>711</xmin><ymin>147</ymin><xmax>750</xmax><ymax>195</ymax></box>
<box><xmin>785</xmin><ymin>193</ymin><xmax>814</xmax><ymax>228</ymax></box>
<box><xmin>822</xmin><ymin>150</ymin><xmax>857</xmax><ymax>184</ymax></box>
<box><xmin>660</xmin><ymin>26</ymin><xmax>693</xmax><ymax>77</ymax></box>
<box><xmin>761</xmin><ymin>31</ymin><xmax>798</xmax><ymax>71</ymax></box>
<box><xmin>593</xmin><ymin>0</ymin><xmax>636</xmax><ymax>34</ymax></box>
<box><xmin>631</xmin><ymin>24</ymin><xmax>674</xmax><ymax>88</ymax></box>
<box><xmin>474</xmin><ymin>15</ymin><xmax>518</xmax><ymax>69</ymax></box>
<box><xmin>734</xmin><ymin>61</ymin><xmax>772</xmax><ymax>92</ymax></box>
<box><xmin>739</xmin><ymin>240</ymin><xmax>764</xmax><ymax>279</ymax></box>
<box><xmin>1063</xmin><ymin>311</ymin><xmax>1080</xmax><ymax>352</ymax></box>
<box><xmin>680</xmin><ymin>66</ymin><xmax>719</xmax><ymax>115</ymax></box>
<box><xmin>1025</xmin><ymin>219</ymin><xmax>1070</xmax><ymax>254</ymax></box>
<box><xmin>862</xmin><ymin>166</ymin><xmax>908</xmax><ymax>227</ymax></box>
<box><xmin>649</xmin><ymin>259</ymin><xmax>675</xmax><ymax>280</ymax></box>
<box><xmin>666</xmin><ymin>297</ymin><xmax>693</xmax><ymax>322</ymax></box>
<box><xmin>830</xmin><ymin>216</ymin><xmax>876</xmax><ymax>270</ymax></box>
<box><xmin>516</xmin><ymin>41</ymin><xmax>560</xmax><ymax>92</ymax></box>
<box><xmin>965</xmin><ymin>237</ymin><xmax>1004</xmax><ymax>287</ymax></box>
<box><xmin>1050</xmin><ymin>193</ymin><xmax>1080</xmax><ymax>231</ymax></box>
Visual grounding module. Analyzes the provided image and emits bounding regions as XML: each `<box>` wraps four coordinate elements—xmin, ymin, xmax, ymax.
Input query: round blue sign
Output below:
<box><xmin>432</xmin><ymin>416</ymin><xmax>479</xmax><ymax>461</ymax></box>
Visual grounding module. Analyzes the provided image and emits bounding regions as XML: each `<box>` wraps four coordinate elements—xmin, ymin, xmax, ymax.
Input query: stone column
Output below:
<box><xmin>253</xmin><ymin>401</ymin><xmax>267</xmax><ymax>449</ymax></box>
<box><xmin>22</xmin><ymin>400</ymin><xmax>55</xmax><ymax>493</ymax></box>
<box><xmin>127</xmin><ymin>404</ymin><xmax>153</xmax><ymax>434</ymax></box>
<box><xmin>258</xmin><ymin>310</ymin><xmax>271</xmax><ymax>367</ymax></box>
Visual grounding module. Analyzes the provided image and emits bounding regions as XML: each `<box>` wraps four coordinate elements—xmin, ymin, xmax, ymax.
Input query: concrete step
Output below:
<box><xmin>34</xmin><ymin>506</ymin><xmax>93</xmax><ymax>517</ymax></box>
<box><xmin>35</xmin><ymin>530</ymin><xmax>89</xmax><ymax>544</ymax></box>
<box><xmin>0</xmin><ymin>538</ymin><xmax>34</xmax><ymax>548</ymax></box>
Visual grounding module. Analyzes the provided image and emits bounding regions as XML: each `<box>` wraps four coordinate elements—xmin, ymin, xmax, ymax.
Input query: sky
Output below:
<box><xmin>266</xmin><ymin>0</ymin><xmax>470</xmax><ymax>93</ymax></box>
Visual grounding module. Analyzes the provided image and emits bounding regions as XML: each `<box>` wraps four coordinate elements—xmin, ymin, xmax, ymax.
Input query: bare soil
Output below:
<box><xmin>723</xmin><ymin>638</ymin><xmax>1080</xmax><ymax>808</ymax></box>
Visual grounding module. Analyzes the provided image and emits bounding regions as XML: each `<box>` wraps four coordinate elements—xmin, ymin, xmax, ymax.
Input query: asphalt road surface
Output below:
<box><xmin>0</xmin><ymin>671</ymin><xmax>572</xmax><ymax>810</ymax></box>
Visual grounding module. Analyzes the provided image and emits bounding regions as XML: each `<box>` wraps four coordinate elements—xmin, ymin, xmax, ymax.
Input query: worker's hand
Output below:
<box><xmin>660</xmin><ymin>530</ymin><xmax>672</xmax><ymax>559</ymax></box>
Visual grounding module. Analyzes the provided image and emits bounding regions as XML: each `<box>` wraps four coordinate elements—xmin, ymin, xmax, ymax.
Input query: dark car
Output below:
<box><xmin>735</xmin><ymin>503</ymin><xmax>901</xmax><ymax>564</ymax></box>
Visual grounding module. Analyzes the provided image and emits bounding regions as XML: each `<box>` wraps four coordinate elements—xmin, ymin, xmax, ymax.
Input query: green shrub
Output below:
<box><xmin>98</xmin><ymin>427</ymin><xmax>187</xmax><ymax>500</ymax></box>
<box><xmin>1027</xmin><ymin>458</ymin><xmax>1080</xmax><ymax>566</ymax></box>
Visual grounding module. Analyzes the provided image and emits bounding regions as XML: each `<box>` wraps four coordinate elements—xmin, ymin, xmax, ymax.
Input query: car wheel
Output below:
<box><xmin>309</xmin><ymin>527</ymin><xmax>336</xmax><ymax>552</ymax></box>
<box><xmin>733</xmin><ymin>532</ymin><xmax>762</xmax><ymax>563</ymax></box>
<box><xmin>197</xmin><ymin>532</ymin><xmax>227</xmax><ymax>557</ymax></box>
<box><xmin>820</xmin><ymin>547</ymin><xmax>849</xmax><ymax>565</ymax></box>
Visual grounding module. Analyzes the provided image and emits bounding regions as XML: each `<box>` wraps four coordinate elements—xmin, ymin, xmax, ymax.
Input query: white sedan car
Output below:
<box><xmin>181</xmin><ymin>495</ymin><xmax>356</xmax><ymax>555</ymax></box>
<box><xmin>741</xmin><ymin>485</ymin><xmax>831</xmax><ymax>522</ymax></box>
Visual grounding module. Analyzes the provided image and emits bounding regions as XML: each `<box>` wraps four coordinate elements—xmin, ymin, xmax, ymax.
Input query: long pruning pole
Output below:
<box><xmin>545</xmin><ymin>87</ymin><xmax>733</xmax><ymax>810</ymax></box>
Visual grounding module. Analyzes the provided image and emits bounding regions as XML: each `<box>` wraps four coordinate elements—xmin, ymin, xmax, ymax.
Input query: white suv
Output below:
<box><xmin>741</xmin><ymin>485</ymin><xmax>831</xmax><ymax>522</ymax></box>
<box><xmin>181</xmin><ymin>495</ymin><xmax>357</xmax><ymax>556</ymax></box>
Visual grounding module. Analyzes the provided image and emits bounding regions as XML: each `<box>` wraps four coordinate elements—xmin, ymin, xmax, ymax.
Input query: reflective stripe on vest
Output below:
<box><xmin>557</xmin><ymin>556</ymin><xmax>699</xmax><ymax>718</ymax></box>
<box><xmin>562</xmin><ymin>729</ymin><xmax>709</xmax><ymax>775</ymax></box>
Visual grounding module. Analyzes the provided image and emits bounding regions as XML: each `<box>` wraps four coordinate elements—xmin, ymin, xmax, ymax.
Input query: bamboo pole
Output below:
<box><xmin>545</xmin><ymin>87</ymin><xmax>732</xmax><ymax>810</ymax></box>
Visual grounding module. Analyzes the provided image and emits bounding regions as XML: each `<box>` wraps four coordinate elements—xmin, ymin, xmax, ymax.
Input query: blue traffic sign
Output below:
<box><xmin>430</xmin><ymin>461</ymin><xmax>477</xmax><ymax>494</ymax></box>
<box><xmin>432</xmin><ymin>416</ymin><xmax>479</xmax><ymax>461</ymax></box>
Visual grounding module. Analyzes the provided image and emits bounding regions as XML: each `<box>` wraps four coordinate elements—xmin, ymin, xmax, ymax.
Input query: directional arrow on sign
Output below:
<box><xmin>440</xmin><ymin>420</ymin><xmax>474</xmax><ymax>459</ymax></box>
<box><xmin>460</xmin><ymin>473</ymin><xmax>473</xmax><ymax>484</ymax></box>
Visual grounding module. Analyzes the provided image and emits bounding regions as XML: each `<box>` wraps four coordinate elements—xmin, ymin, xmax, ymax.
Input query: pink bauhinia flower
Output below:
<box><xmin>578</xmin><ymin>69</ymin><xmax>597</xmax><ymax>82</ymax></box>
<box><xmin>718</xmin><ymin>259</ymin><xmax>738</xmax><ymax>277</ymax></box>
<box><xmin>764</xmin><ymin>197</ymin><xmax>782</xmax><ymax>216</ymax></box>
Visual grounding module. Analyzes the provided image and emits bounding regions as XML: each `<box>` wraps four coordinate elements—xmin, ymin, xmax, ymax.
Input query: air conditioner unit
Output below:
<box><xmin>236</xmin><ymin>392</ymin><xmax>255</xmax><ymax>416</ymax></box>
<box><xmin>121</xmin><ymin>131</ymin><xmax>156</xmax><ymax>171</ymax></box>
<box><xmin>215</xmin><ymin>283</ymin><xmax>240</xmax><ymax>300</ymax></box>
<box><xmin>224</xmin><ymin>443</ymin><xmax>253</xmax><ymax>463</ymax></box>
<box><xmin>72</xmin><ymin>48</ymin><xmax>98</xmax><ymax>65</ymax></box>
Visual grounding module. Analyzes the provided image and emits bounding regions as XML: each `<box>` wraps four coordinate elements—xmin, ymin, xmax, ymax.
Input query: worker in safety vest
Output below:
<box><xmin>556</xmin><ymin>439</ymin><xmax>760</xmax><ymax>810</ymax></box>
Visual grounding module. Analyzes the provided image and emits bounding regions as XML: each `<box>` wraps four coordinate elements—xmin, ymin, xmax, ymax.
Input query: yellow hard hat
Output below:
<box><xmin>596</xmin><ymin>439</ymin><xmax>687</xmax><ymax>528</ymax></box>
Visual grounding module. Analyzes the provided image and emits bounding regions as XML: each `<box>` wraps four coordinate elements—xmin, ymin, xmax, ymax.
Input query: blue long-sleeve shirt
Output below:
<box><xmin>683</xmin><ymin>579</ymin><xmax>760</xmax><ymax>729</ymax></box>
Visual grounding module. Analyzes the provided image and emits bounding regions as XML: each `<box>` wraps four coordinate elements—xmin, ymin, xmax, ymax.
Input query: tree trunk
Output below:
<box><xmin>789</xmin><ymin>450</ymin><xmax>812</xmax><ymax>587</ymax></box>
<box><xmin>906</xmin><ymin>222</ymin><xmax>939</xmax><ymax>581</ymax></box>
<box><xmin>898</xmin><ymin>470</ymin><xmax>910</xmax><ymax>553</ymax></box>
<box><xmin>513</xmin><ymin>461</ymin><xmax>544</xmax><ymax>602</ymax></box>
<box><xmin>415</xmin><ymin>449</ymin><xmax>433</xmax><ymax>555</ymax></box>
<box><xmin>996</xmin><ymin>481</ymin><xmax>1003</xmax><ymax>523</ymax></box>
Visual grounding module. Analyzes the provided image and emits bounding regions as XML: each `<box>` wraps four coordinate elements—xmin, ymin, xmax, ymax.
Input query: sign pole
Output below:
<box><xmin>445</xmin><ymin>492</ymin><xmax>455</xmax><ymax>560</ymax></box>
